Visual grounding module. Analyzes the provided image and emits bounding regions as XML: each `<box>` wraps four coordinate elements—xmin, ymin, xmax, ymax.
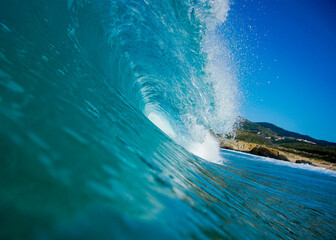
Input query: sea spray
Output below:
<box><xmin>141</xmin><ymin>0</ymin><xmax>240</xmax><ymax>162</ymax></box>
<box><xmin>185</xmin><ymin>1</ymin><xmax>240</xmax><ymax>161</ymax></box>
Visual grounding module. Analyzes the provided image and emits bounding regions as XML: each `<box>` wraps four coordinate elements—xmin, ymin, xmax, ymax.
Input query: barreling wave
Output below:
<box><xmin>76</xmin><ymin>0</ymin><xmax>240</xmax><ymax>160</ymax></box>
<box><xmin>0</xmin><ymin>0</ymin><xmax>241</xmax><ymax>235</ymax></box>
<box><xmin>1</xmin><ymin>1</ymin><xmax>336</xmax><ymax>239</ymax></box>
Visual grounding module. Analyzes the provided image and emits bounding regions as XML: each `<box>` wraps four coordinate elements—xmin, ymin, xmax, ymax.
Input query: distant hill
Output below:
<box><xmin>236</xmin><ymin>118</ymin><xmax>336</xmax><ymax>146</ymax></box>
<box><xmin>255</xmin><ymin>122</ymin><xmax>336</xmax><ymax>146</ymax></box>
<box><xmin>231</xmin><ymin>118</ymin><xmax>336</xmax><ymax>163</ymax></box>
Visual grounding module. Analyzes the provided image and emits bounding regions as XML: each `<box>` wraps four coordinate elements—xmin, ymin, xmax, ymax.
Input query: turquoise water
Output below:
<box><xmin>0</xmin><ymin>0</ymin><xmax>335</xmax><ymax>239</ymax></box>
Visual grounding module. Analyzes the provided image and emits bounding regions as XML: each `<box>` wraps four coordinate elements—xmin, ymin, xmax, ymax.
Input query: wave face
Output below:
<box><xmin>0</xmin><ymin>0</ymin><xmax>240</xmax><ymax>162</ymax></box>
<box><xmin>0</xmin><ymin>0</ymin><xmax>335</xmax><ymax>239</ymax></box>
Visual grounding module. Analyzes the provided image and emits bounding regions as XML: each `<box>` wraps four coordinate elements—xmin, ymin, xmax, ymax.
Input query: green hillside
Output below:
<box><xmin>256</xmin><ymin>122</ymin><xmax>336</xmax><ymax>146</ymax></box>
<box><xmin>232</xmin><ymin>119</ymin><xmax>336</xmax><ymax>163</ymax></box>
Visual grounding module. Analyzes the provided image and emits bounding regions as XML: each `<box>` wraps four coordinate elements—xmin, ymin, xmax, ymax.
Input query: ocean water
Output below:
<box><xmin>0</xmin><ymin>0</ymin><xmax>335</xmax><ymax>239</ymax></box>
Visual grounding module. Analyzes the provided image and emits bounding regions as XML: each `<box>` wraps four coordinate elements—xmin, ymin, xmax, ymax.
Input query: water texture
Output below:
<box><xmin>0</xmin><ymin>0</ymin><xmax>335</xmax><ymax>239</ymax></box>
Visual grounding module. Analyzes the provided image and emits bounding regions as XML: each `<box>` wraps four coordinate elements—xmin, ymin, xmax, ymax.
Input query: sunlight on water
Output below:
<box><xmin>147</xmin><ymin>111</ymin><xmax>176</xmax><ymax>139</ymax></box>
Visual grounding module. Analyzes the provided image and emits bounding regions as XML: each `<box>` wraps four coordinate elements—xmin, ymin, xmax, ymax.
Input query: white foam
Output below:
<box><xmin>147</xmin><ymin>110</ymin><xmax>223</xmax><ymax>163</ymax></box>
<box><xmin>181</xmin><ymin>120</ymin><xmax>222</xmax><ymax>163</ymax></box>
<box><xmin>187</xmin><ymin>132</ymin><xmax>222</xmax><ymax>163</ymax></box>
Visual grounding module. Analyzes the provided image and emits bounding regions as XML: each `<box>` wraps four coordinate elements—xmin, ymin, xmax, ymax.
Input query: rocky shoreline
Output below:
<box><xmin>218</xmin><ymin>138</ymin><xmax>336</xmax><ymax>171</ymax></box>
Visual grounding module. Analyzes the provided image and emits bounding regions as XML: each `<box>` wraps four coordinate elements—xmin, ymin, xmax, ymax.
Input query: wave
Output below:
<box><xmin>4</xmin><ymin>1</ymin><xmax>335</xmax><ymax>239</ymax></box>
<box><xmin>86</xmin><ymin>0</ymin><xmax>240</xmax><ymax>160</ymax></box>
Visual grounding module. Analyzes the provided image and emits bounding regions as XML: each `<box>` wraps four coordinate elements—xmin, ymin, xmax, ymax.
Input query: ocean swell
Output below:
<box><xmin>89</xmin><ymin>0</ymin><xmax>240</xmax><ymax>160</ymax></box>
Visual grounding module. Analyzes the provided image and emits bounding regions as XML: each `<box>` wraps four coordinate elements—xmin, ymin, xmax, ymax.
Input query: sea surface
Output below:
<box><xmin>0</xmin><ymin>0</ymin><xmax>335</xmax><ymax>239</ymax></box>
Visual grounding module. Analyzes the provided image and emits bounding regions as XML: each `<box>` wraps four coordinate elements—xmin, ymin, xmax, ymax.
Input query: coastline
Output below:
<box><xmin>218</xmin><ymin>138</ymin><xmax>336</xmax><ymax>171</ymax></box>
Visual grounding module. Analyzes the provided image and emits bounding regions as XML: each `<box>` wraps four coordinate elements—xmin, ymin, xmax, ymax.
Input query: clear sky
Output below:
<box><xmin>221</xmin><ymin>0</ymin><xmax>336</xmax><ymax>142</ymax></box>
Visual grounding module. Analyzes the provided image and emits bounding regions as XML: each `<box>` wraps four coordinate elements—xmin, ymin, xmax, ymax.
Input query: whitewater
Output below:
<box><xmin>0</xmin><ymin>0</ymin><xmax>335</xmax><ymax>239</ymax></box>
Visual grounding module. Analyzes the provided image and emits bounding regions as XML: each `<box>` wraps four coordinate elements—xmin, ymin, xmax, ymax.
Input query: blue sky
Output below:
<box><xmin>222</xmin><ymin>0</ymin><xmax>336</xmax><ymax>142</ymax></box>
